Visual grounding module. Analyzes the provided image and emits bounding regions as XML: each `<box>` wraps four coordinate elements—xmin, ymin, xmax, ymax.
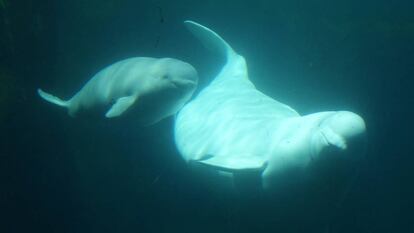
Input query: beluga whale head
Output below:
<box><xmin>146</xmin><ymin>58</ymin><xmax>198</xmax><ymax>93</ymax></box>
<box><xmin>129</xmin><ymin>57</ymin><xmax>198</xmax><ymax>125</ymax></box>
<box><xmin>318</xmin><ymin>111</ymin><xmax>366</xmax><ymax>149</ymax></box>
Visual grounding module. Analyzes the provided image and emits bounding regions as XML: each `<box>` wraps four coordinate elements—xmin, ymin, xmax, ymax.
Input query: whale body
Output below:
<box><xmin>38</xmin><ymin>57</ymin><xmax>198</xmax><ymax>125</ymax></box>
<box><xmin>174</xmin><ymin>21</ymin><xmax>366</xmax><ymax>191</ymax></box>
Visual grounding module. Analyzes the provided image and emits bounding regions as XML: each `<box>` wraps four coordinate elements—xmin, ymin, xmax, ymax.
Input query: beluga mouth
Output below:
<box><xmin>172</xmin><ymin>79</ymin><xmax>198</xmax><ymax>88</ymax></box>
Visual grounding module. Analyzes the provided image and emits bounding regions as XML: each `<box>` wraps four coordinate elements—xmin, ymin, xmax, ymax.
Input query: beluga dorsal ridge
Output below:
<box><xmin>174</xmin><ymin>21</ymin><xmax>366</xmax><ymax>191</ymax></box>
<box><xmin>38</xmin><ymin>57</ymin><xmax>198</xmax><ymax>125</ymax></box>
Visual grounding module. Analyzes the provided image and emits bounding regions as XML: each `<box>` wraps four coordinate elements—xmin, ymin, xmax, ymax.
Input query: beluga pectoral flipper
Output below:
<box><xmin>184</xmin><ymin>21</ymin><xmax>237</xmax><ymax>62</ymax></box>
<box><xmin>174</xmin><ymin>21</ymin><xmax>366</xmax><ymax>193</ymax></box>
<box><xmin>184</xmin><ymin>20</ymin><xmax>252</xmax><ymax>85</ymax></box>
<box><xmin>38</xmin><ymin>57</ymin><xmax>198</xmax><ymax>125</ymax></box>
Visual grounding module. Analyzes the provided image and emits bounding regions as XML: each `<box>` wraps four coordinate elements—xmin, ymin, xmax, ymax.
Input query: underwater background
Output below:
<box><xmin>1</xmin><ymin>0</ymin><xmax>413</xmax><ymax>232</ymax></box>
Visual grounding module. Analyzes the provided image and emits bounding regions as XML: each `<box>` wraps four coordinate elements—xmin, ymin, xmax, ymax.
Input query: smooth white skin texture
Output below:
<box><xmin>174</xmin><ymin>21</ymin><xmax>366</xmax><ymax>190</ymax></box>
<box><xmin>39</xmin><ymin>57</ymin><xmax>198</xmax><ymax>124</ymax></box>
<box><xmin>262</xmin><ymin>111</ymin><xmax>366</xmax><ymax>189</ymax></box>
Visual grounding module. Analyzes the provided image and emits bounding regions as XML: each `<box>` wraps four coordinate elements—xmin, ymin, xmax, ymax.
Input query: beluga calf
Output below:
<box><xmin>174</xmin><ymin>21</ymin><xmax>366</xmax><ymax>192</ymax></box>
<box><xmin>38</xmin><ymin>57</ymin><xmax>198</xmax><ymax>125</ymax></box>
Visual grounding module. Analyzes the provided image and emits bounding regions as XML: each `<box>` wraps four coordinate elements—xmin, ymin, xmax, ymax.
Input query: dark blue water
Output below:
<box><xmin>1</xmin><ymin>1</ymin><xmax>413</xmax><ymax>232</ymax></box>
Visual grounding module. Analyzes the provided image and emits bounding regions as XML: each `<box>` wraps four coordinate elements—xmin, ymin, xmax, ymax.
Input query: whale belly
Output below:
<box><xmin>175</xmin><ymin>77</ymin><xmax>299</xmax><ymax>165</ymax></box>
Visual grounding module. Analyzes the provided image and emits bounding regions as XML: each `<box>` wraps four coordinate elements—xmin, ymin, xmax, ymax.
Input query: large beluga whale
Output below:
<box><xmin>174</xmin><ymin>21</ymin><xmax>366</xmax><ymax>191</ymax></box>
<box><xmin>38</xmin><ymin>57</ymin><xmax>198</xmax><ymax>125</ymax></box>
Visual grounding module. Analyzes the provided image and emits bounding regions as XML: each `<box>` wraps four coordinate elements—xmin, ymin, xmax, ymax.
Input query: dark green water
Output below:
<box><xmin>1</xmin><ymin>1</ymin><xmax>413</xmax><ymax>232</ymax></box>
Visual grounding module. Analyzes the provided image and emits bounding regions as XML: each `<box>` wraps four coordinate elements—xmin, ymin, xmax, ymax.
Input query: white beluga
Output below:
<box><xmin>38</xmin><ymin>57</ymin><xmax>198</xmax><ymax>125</ymax></box>
<box><xmin>174</xmin><ymin>21</ymin><xmax>366</xmax><ymax>191</ymax></box>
